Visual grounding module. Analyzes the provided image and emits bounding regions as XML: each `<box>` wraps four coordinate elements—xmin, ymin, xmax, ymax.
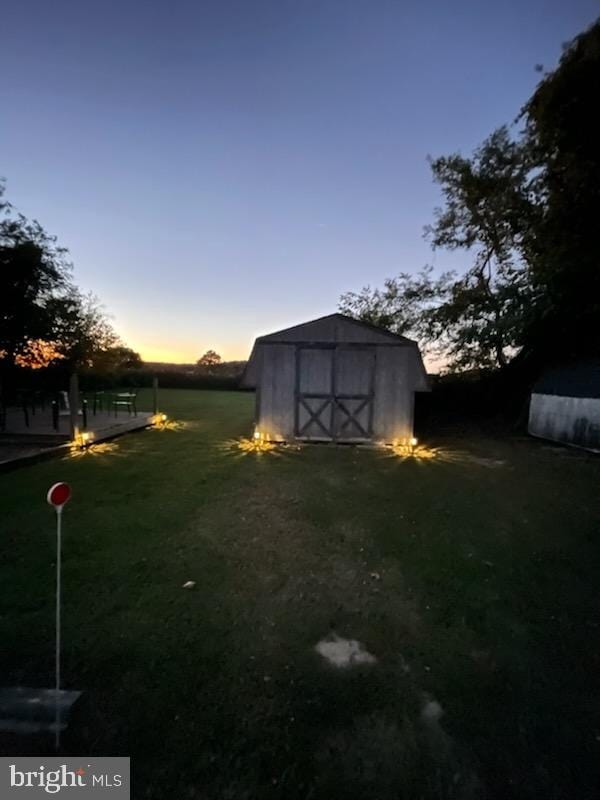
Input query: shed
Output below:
<box><xmin>241</xmin><ymin>313</ymin><xmax>429</xmax><ymax>443</ymax></box>
<box><xmin>528</xmin><ymin>361</ymin><xmax>600</xmax><ymax>451</ymax></box>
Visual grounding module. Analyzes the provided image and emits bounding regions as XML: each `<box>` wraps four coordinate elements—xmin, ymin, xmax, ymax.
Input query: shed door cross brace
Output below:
<box><xmin>335</xmin><ymin>397</ymin><xmax>371</xmax><ymax>437</ymax></box>
<box><xmin>297</xmin><ymin>397</ymin><xmax>333</xmax><ymax>438</ymax></box>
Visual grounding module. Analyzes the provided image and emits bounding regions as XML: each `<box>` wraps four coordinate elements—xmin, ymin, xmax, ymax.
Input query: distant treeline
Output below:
<box><xmin>143</xmin><ymin>361</ymin><xmax>247</xmax><ymax>376</ymax></box>
<box><xmin>79</xmin><ymin>361</ymin><xmax>249</xmax><ymax>392</ymax></box>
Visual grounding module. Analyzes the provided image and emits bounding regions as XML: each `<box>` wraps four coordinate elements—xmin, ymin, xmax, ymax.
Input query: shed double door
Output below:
<box><xmin>295</xmin><ymin>346</ymin><xmax>375</xmax><ymax>441</ymax></box>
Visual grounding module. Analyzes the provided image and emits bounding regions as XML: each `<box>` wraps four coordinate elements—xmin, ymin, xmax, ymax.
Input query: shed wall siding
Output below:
<box><xmin>528</xmin><ymin>393</ymin><xmax>600</xmax><ymax>451</ymax></box>
<box><xmin>257</xmin><ymin>344</ymin><xmax>295</xmax><ymax>440</ymax></box>
<box><xmin>254</xmin><ymin>339</ymin><xmax>419</xmax><ymax>443</ymax></box>
<box><xmin>373</xmin><ymin>346</ymin><xmax>413</xmax><ymax>441</ymax></box>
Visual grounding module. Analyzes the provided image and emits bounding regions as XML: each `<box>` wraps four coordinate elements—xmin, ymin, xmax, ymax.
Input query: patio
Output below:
<box><xmin>0</xmin><ymin>385</ymin><xmax>158</xmax><ymax>468</ymax></box>
<box><xmin>1</xmin><ymin>407</ymin><xmax>155</xmax><ymax>444</ymax></box>
<box><xmin>0</xmin><ymin>408</ymin><xmax>156</xmax><ymax>469</ymax></box>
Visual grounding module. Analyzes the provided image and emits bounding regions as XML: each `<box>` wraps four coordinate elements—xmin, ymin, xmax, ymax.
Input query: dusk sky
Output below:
<box><xmin>2</xmin><ymin>0</ymin><xmax>598</xmax><ymax>363</ymax></box>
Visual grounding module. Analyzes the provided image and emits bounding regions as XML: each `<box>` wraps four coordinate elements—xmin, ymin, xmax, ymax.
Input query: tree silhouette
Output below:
<box><xmin>196</xmin><ymin>350</ymin><xmax>222</xmax><ymax>373</ymax></box>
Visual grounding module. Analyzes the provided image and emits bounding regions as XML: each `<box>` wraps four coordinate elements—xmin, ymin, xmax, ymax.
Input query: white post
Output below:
<box><xmin>55</xmin><ymin>506</ymin><xmax>62</xmax><ymax>750</ymax></box>
<box><xmin>152</xmin><ymin>376</ymin><xmax>159</xmax><ymax>416</ymax></box>
<box><xmin>69</xmin><ymin>373</ymin><xmax>80</xmax><ymax>442</ymax></box>
<box><xmin>47</xmin><ymin>482</ymin><xmax>71</xmax><ymax>749</ymax></box>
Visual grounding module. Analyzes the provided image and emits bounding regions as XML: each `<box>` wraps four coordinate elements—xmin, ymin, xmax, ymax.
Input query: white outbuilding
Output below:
<box><xmin>528</xmin><ymin>361</ymin><xmax>600</xmax><ymax>451</ymax></box>
<box><xmin>241</xmin><ymin>313</ymin><xmax>429</xmax><ymax>444</ymax></box>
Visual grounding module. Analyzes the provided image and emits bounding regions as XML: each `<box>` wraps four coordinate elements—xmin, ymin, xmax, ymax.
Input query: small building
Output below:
<box><xmin>241</xmin><ymin>313</ymin><xmax>429</xmax><ymax>443</ymax></box>
<box><xmin>528</xmin><ymin>361</ymin><xmax>600</xmax><ymax>451</ymax></box>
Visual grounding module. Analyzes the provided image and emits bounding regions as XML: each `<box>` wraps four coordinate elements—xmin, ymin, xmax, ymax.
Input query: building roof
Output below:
<box><xmin>254</xmin><ymin>313</ymin><xmax>416</xmax><ymax>345</ymax></box>
<box><xmin>241</xmin><ymin>313</ymin><xmax>428</xmax><ymax>389</ymax></box>
<box><xmin>533</xmin><ymin>361</ymin><xmax>600</xmax><ymax>399</ymax></box>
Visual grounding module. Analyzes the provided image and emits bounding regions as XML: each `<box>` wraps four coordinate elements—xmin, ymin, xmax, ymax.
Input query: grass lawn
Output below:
<box><xmin>1</xmin><ymin>389</ymin><xmax>600</xmax><ymax>799</ymax></box>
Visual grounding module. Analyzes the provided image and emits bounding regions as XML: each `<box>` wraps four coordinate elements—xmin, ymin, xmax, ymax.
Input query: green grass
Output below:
<box><xmin>1</xmin><ymin>389</ymin><xmax>600</xmax><ymax>799</ymax></box>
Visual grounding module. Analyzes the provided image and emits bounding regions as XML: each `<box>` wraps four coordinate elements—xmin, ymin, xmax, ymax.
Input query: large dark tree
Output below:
<box><xmin>521</xmin><ymin>21</ymin><xmax>600</xmax><ymax>364</ymax></box>
<box><xmin>426</xmin><ymin>127</ymin><xmax>538</xmax><ymax>369</ymax></box>
<box><xmin>341</xmin><ymin>20</ymin><xmax>600</xmax><ymax>373</ymax></box>
<box><xmin>0</xmin><ymin>180</ymin><xmax>71</xmax><ymax>366</ymax></box>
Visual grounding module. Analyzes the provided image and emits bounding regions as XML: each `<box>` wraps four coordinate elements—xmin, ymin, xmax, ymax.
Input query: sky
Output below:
<box><xmin>1</xmin><ymin>0</ymin><xmax>598</xmax><ymax>363</ymax></box>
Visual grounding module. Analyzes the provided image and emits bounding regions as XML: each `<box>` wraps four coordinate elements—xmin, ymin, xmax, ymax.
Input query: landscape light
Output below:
<box><xmin>237</xmin><ymin>435</ymin><xmax>276</xmax><ymax>454</ymax></box>
<box><xmin>77</xmin><ymin>431</ymin><xmax>92</xmax><ymax>449</ymax></box>
<box><xmin>385</xmin><ymin>436</ymin><xmax>437</xmax><ymax>460</ymax></box>
<box><xmin>161</xmin><ymin>413</ymin><xmax>167</xmax><ymax>422</ymax></box>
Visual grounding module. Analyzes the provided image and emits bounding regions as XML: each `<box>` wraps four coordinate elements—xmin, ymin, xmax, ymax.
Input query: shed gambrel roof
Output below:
<box><xmin>241</xmin><ymin>313</ymin><xmax>428</xmax><ymax>389</ymax></box>
<box><xmin>254</xmin><ymin>313</ymin><xmax>414</xmax><ymax>345</ymax></box>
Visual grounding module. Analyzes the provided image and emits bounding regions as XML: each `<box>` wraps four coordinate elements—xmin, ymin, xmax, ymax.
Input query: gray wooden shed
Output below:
<box><xmin>241</xmin><ymin>313</ymin><xmax>429</xmax><ymax>443</ymax></box>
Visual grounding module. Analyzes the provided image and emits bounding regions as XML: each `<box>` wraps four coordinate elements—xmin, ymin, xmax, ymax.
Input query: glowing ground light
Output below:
<box><xmin>69</xmin><ymin>441</ymin><xmax>120</xmax><ymax>458</ymax></box>
<box><xmin>152</xmin><ymin>414</ymin><xmax>186</xmax><ymax>432</ymax></box>
<box><xmin>71</xmin><ymin>431</ymin><xmax>93</xmax><ymax>451</ymax></box>
<box><xmin>238</xmin><ymin>429</ymin><xmax>275</xmax><ymax>452</ymax></box>
<box><xmin>238</xmin><ymin>435</ymin><xmax>276</xmax><ymax>454</ymax></box>
<box><xmin>219</xmin><ymin>436</ymin><xmax>301</xmax><ymax>458</ymax></box>
<box><xmin>404</xmin><ymin>444</ymin><xmax>438</xmax><ymax>460</ymax></box>
<box><xmin>387</xmin><ymin>438</ymin><xmax>438</xmax><ymax>460</ymax></box>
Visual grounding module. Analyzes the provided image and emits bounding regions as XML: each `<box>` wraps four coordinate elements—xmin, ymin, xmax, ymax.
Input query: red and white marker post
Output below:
<box><xmin>47</xmin><ymin>482</ymin><xmax>71</xmax><ymax>749</ymax></box>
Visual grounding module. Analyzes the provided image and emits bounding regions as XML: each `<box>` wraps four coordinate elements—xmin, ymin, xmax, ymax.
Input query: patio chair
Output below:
<box><xmin>111</xmin><ymin>391</ymin><xmax>138</xmax><ymax>417</ymax></box>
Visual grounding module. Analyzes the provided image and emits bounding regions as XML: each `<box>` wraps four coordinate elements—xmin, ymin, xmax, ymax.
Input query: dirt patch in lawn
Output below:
<box><xmin>315</xmin><ymin>633</ymin><xmax>377</xmax><ymax>667</ymax></box>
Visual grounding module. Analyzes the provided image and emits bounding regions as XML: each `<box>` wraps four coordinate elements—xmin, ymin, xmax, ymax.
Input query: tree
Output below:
<box><xmin>341</xmin><ymin>20</ymin><xmax>600</xmax><ymax>373</ymax></box>
<box><xmin>339</xmin><ymin>267</ymin><xmax>453</xmax><ymax>360</ymax></box>
<box><xmin>424</xmin><ymin>127</ymin><xmax>538</xmax><ymax>369</ymax></box>
<box><xmin>341</xmin><ymin>129</ymin><xmax>537</xmax><ymax>371</ymax></box>
<box><xmin>196</xmin><ymin>350</ymin><xmax>222</xmax><ymax>372</ymax></box>
<box><xmin>0</xmin><ymin>179</ymin><xmax>72</xmax><ymax>368</ymax></box>
<box><xmin>1</xmin><ymin>180</ymin><xmax>141</xmax><ymax>376</ymax></box>
<box><xmin>46</xmin><ymin>289</ymin><xmax>142</xmax><ymax>371</ymax></box>
<box><xmin>104</xmin><ymin>346</ymin><xmax>143</xmax><ymax>370</ymax></box>
<box><xmin>520</xmin><ymin>20</ymin><xmax>600</xmax><ymax>364</ymax></box>
<box><xmin>48</xmin><ymin>289</ymin><xmax>117</xmax><ymax>367</ymax></box>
